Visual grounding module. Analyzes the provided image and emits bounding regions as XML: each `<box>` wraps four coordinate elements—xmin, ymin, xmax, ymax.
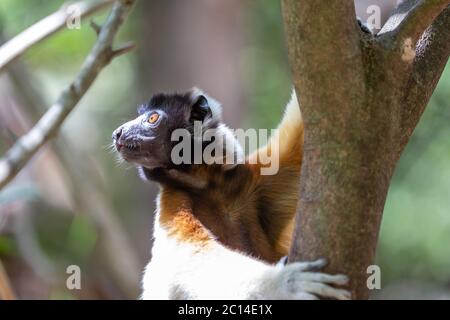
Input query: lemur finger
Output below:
<box><xmin>276</xmin><ymin>256</ymin><xmax>288</xmax><ymax>268</ymax></box>
<box><xmin>300</xmin><ymin>282</ymin><xmax>351</xmax><ymax>300</ymax></box>
<box><xmin>292</xmin><ymin>292</ymin><xmax>319</xmax><ymax>300</ymax></box>
<box><xmin>299</xmin><ymin>272</ymin><xmax>349</xmax><ymax>286</ymax></box>
<box><xmin>285</xmin><ymin>258</ymin><xmax>327</xmax><ymax>272</ymax></box>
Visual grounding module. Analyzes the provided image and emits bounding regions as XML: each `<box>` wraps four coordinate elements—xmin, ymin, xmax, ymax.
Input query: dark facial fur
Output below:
<box><xmin>112</xmin><ymin>89</ymin><xmax>219</xmax><ymax>178</ymax></box>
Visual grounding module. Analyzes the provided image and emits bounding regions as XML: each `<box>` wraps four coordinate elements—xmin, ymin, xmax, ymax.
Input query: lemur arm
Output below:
<box><xmin>141</xmin><ymin>190</ymin><xmax>349</xmax><ymax>300</ymax></box>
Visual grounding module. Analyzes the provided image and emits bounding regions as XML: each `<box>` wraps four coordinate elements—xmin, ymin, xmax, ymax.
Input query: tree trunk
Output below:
<box><xmin>282</xmin><ymin>0</ymin><xmax>450</xmax><ymax>299</ymax></box>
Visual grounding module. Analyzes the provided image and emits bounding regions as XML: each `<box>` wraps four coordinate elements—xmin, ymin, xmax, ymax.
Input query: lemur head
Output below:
<box><xmin>113</xmin><ymin>88</ymin><xmax>242</xmax><ymax>180</ymax></box>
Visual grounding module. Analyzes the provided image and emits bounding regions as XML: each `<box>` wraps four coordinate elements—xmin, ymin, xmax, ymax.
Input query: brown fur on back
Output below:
<box><xmin>158</xmin><ymin>91</ymin><xmax>303</xmax><ymax>263</ymax></box>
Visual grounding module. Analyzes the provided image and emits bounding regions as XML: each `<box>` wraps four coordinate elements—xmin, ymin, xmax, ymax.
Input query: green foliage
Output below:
<box><xmin>0</xmin><ymin>235</ymin><xmax>16</xmax><ymax>256</ymax></box>
<box><xmin>242</xmin><ymin>1</ymin><xmax>292</xmax><ymax>130</ymax></box>
<box><xmin>49</xmin><ymin>287</ymin><xmax>77</xmax><ymax>300</ymax></box>
<box><xmin>0</xmin><ymin>0</ymin><xmax>61</xmax><ymax>34</ymax></box>
<box><xmin>65</xmin><ymin>214</ymin><xmax>98</xmax><ymax>262</ymax></box>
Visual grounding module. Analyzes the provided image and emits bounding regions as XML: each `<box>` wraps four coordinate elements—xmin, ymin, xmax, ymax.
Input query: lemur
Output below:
<box><xmin>112</xmin><ymin>88</ymin><xmax>350</xmax><ymax>299</ymax></box>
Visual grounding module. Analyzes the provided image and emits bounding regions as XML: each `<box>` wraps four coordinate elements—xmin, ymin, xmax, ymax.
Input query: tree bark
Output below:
<box><xmin>282</xmin><ymin>0</ymin><xmax>450</xmax><ymax>299</ymax></box>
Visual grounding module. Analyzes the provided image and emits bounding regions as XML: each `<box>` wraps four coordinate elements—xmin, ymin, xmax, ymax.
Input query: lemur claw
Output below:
<box><xmin>276</xmin><ymin>256</ymin><xmax>288</xmax><ymax>267</ymax></box>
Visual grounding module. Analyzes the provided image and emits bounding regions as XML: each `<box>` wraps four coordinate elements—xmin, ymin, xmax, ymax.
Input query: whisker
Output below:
<box><xmin>104</xmin><ymin>143</ymin><xmax>118</xmax><ymax>154</ymax></box>
<box><xmin>102</xmin><ymin>142</ymin><xmax>114</xmax><ymax>150</ymax></box>
<box><xmin>114</xmin><ymin>154</ymin><xmax>125</xmax><ymax>166</ymax></box>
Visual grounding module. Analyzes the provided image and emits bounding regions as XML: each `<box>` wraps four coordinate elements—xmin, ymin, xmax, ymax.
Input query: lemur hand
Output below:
<box><xmin>266</xmin><ymin>258</ymin><xmax>351</xmax><ymax>300</ymax></box>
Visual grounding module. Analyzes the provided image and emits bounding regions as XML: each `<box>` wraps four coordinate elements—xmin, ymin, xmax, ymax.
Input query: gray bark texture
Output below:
<box><xmin>282</xmin><ymin>0</ymin><xmax>450</xmax><ymax>299</ymax></box>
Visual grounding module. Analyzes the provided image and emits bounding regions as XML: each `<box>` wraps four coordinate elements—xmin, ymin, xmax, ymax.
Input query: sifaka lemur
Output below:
<box><xmin>112</xmin><ymin>88</ymin><xmax>350</xmax><ymax>299</ymax></box>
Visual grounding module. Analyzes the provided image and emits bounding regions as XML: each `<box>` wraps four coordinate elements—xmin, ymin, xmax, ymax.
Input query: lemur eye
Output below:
<box><xmin>147</xmin><ymin>112</ymin><xmax>159</xmax><ymax>124</ymax></box>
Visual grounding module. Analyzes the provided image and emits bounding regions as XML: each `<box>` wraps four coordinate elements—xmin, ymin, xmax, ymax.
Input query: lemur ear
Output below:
<box><xmin>190</xmin><ymin>95</ymin><xmax>212</xmax><ymax>122</ymax></box>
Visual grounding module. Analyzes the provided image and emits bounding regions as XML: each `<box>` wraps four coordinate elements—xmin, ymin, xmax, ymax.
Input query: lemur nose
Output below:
<box><xmin>113</xmin><ymin>127</ymin><xmax>123</xmax><ymax>141</ymax></box>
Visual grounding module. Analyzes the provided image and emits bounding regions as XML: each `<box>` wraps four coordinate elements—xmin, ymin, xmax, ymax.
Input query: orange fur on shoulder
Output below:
<box><xmin>159</xmin><ymin>188</ymin><xmax>213</xmax><ymax>246</ymax></box>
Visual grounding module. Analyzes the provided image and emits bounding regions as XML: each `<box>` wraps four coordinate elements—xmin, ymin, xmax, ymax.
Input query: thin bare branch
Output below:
<box><xmin>111</xmin><ymin>41</ymin><xmax>136</xmax><ymax>58</ymax></box>
<box><xmin>90</xmin><ymin>20</ymin><xmax>102</xmax><ymax>35</ymax></box>
<box><xmin>6</xmin><ymin>58</ymin><xmax>140</xmax><ymax>298</ymax></box>
<box><xmin>379</xmin><ymin>0</ymin><xmax>450</xmax><ymax>47</ymax></box>
<box><xmin>0</xmin><ymin>0</ymin><xmax>114</xmax><ymax>73</ymax></box>
<box><xmin>0</xmin><ymin>0</ymin><xmax>136</xmax><ymax>191</ymax></box>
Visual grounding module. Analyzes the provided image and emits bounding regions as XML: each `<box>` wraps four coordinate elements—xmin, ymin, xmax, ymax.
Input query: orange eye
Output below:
<box><xmin>148</xmin><ymin>113</ymin><xmax>159</xmax><ymax>124</ymax></box>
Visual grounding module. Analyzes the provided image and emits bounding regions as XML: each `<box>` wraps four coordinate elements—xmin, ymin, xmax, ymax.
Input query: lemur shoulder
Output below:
<box><xmin>113</xmin><ymin>88</ymin><xmax>350</xmax><ymax>299</ymax></box>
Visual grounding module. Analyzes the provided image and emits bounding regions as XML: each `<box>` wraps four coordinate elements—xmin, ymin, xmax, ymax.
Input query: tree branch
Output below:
<box><xmin>6</xmin><ymin>56</ymin><xmax>141</xmax><ymax>298</ymax></box>
<box><xmin>0</xmin><ymin>0</ymin><xmax>114</xmax><ymax>73</ymax></box>
<box><xmin>379</xmin><ymin>0</ymin><xmax>450</xmax><ymax>48</ymax></box>
<box><xmin>400</xmin><ymin>4</ymin><xmax>450</xmax><ymax>143</ymax></box>
<box><xmin>280</xmin><ymin>0</ymin><xmax>367</xmax><ymax>152</ymax></box>
<box><xmin>281</xmin><ymin>1</ymin><xmax>365</xmax><ymax>110</ymax></box>
<box><xmin>0</xmin><ymin>0</ymin><xmax>136</xmax><ymax>191</ymax></box>
<box><xmin>282</xmin><ymin>0</ymin><xmax>449</xmax><ymax>300</ymax></box>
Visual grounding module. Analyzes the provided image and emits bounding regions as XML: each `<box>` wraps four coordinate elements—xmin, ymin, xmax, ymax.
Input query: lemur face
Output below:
<box><xmin>112</xmin><ymin>89</ymin><xmax>219</xmax><ymax>170</ymax></box>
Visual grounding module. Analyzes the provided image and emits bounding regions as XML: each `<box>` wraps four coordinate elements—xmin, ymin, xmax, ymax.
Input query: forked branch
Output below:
<box><xmin>0</xmin><ymin>0</ymin><xmax>136</xmax><ymax>190</ymax></box>
<box><xmin>0</xmin><ymin>0</ymin><xmax>114</xmax><ymax>73</ymax></box>
<box><xmin>379</xmin><ymin>0</ymin><xmax>450</xmax><ymax>47</ymax></box>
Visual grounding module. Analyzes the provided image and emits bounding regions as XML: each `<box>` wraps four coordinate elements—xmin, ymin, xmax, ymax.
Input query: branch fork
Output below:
<box><xmin>0</xmin><ymin>0</ymin><xmax>136</xmax><ymax>190</ymax></box>
<box><xmin>283</xmin><ymin>0</ymin><xmax>450</xmax><ymax>299</ymax></box>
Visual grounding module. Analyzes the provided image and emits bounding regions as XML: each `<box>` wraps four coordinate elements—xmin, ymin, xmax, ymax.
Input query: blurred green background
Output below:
<box><xmin>0</xmin><ymin>0</ymin><xmax>449</xmax><ymax>299</ymax></box>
